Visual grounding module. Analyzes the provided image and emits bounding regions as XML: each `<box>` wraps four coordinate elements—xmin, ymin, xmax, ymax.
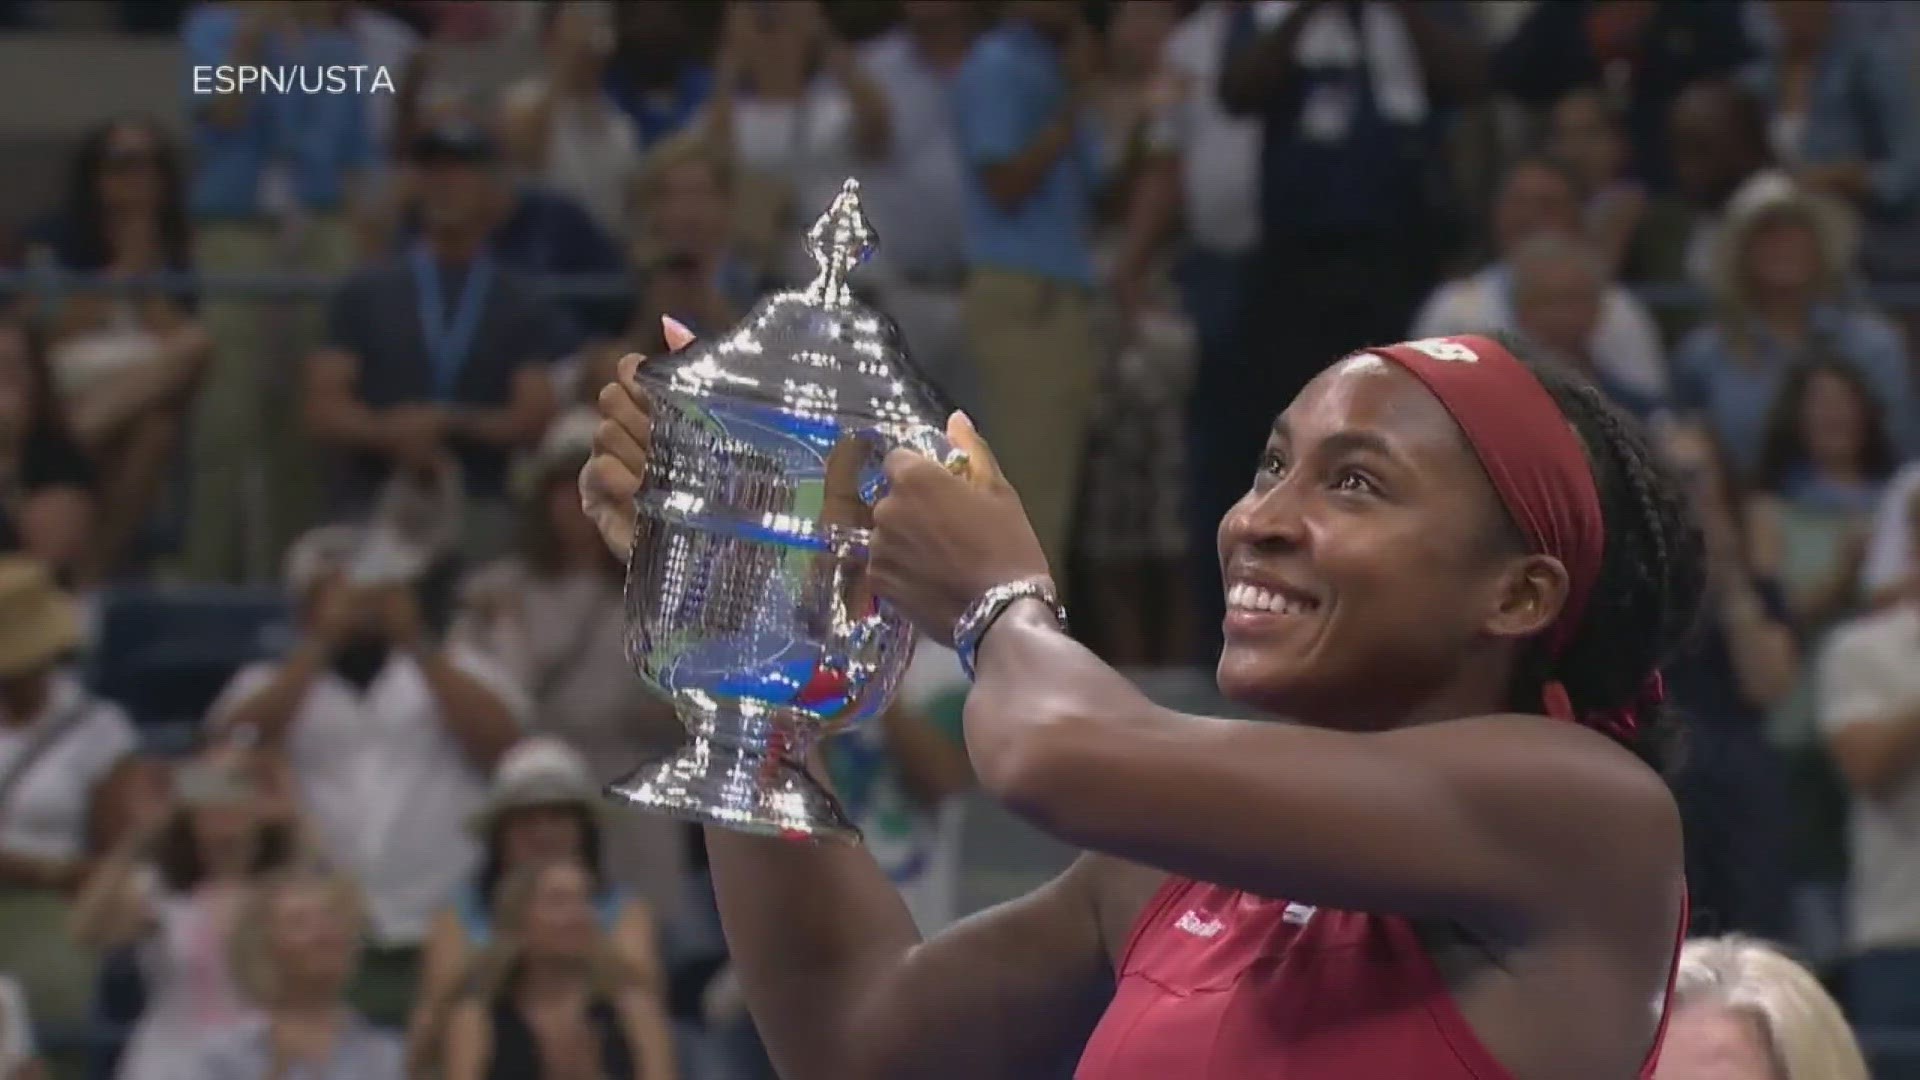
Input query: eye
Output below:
<box><xmin>1332</xmin><ymin>469</ymin><xmax>1378</xmax><ymax>496</ymax></box>
<box><xmin>1256</xmin><ymin>449</ymin><xmax>1286</xmax><ymax>479</ymax></box>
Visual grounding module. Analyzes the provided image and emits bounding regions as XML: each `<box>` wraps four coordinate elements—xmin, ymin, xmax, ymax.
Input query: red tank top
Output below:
<box><xmin>1075</xmin><ymin>876</ymin><xmax>1687</xmax><ymax>1079</ymax></box>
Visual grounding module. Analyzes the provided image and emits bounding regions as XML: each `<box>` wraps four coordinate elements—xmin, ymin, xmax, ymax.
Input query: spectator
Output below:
<box><xmin>1673</xmin><ymin>179</ymin><xmax>1912</xmax><ymax>477</ymax></box>
<box><xmin>604</xmin><ymin>1</ymin><xmax>713</xmax><ymax>152</ymax></box>
<box><xmin>440</xmin><ymin>860</ymin><xmax>675</xmax><ymax>1080</ymax></box>
<box><xmin>406</xmin><ymin>739</ymin><xmax>670</xmax><ymax>1078</ymax></box>
<box><xmin>1220</xmin><ymin>0</ymin><xmax>1484</xmax><ymax>413</ymax></box>
<box><xmin>1746</xmin><ymin>0</ymin><xmax>1920</xmax><ymax>280</ymax></box>
<box><xmin>1494</xmin><ymin>0</ymin><xmax>1753</xmax><ymax>186</ymax></box>
<box><xmin>1751</xmin><ymin>361</ymin><xmax>1894</xmax><ymax>633</ymax></box>
<box><xmin>0</xmin><ymin>974</ymin><xmax>43</xmax><ymax>1080</ymax></box>
<box><xmin>820</xmin><ymin>641</ymin><xmax>975</xmax><ymax>935</ymax></box>
<box><xmin>1641</xmin><ymin>79</ymin><xmax>1778</xmax><ymax>291</ymax></box>
<box><xmin>0</xmin><ymin>317</ymin><xmax>93</xmax><ymax>584</ymax></box>
<box><xmin>1660</xmin><ymin>422</ymin><xmax>1799</xmax><ymax>939</ymax></box>
<box><xmin>498</xmin><ymin>1</ymin><xmax>642</xmax><ymax>241</ymax></box>
<box><xmin>181</xmin><ymin>0</ymin><xmax>378</xmax><ymax>584</ymax></box>
<box><xmin>0</xmin><ymin>557</ymin><xmax>137</xmax><ymax>1036</ymax></box>
<box><xmin>190</xmin><ymin>868</ymin><xmax>401</xmax><ymax>1080</ymax></box>
<box><xmin>208</xmin><ymin>526</ymin><xmax>527</xmax><ymax>1028</ymax></box>
<box><xmin>1747</xmin><ymin>359</ymin><xmax>1896</xmax><ymax>964</ymax></box>
<box><xmin>627</xmin><ymin>131</ymin><xmax>766</xmax><ymax>340</ymax></box>
<box><xmin>854</xmin><ymin>0</ymin><xmax>981</xmax><ymax>418</ymax></box>
<box><xmin>1507</xmin><ymin>233</ymin><xmax>1667</xmax><ymax>423</ymax></box>
<box><xmin>35</xmin><ymin>116</ymin><xmax>211</xmax><ymax>583</ymax></box>
<box><xmin>1414</xmin><ymin>155</ymin><xmax>1669</xmax><ymax>406</ymax></box>
<box><xmin>951</xmin><ymin>0</ymin><xmax>1104</xmax><ymax>577</ymax></box>
<box><xmin>306</xmin><ymin>121</ymin><xmax>564</xmax><ymax>560</ymax></box>
<box><xmin>1122</xmin><ymin>0</ymin><xmax>1269</xmax><ymax>653</ymax></box>
<box><xmin>69</xmin><ymin>748</ymin><xmax>305</xmax><ymax>1080</ymax></box>
<box><xmin>1654</xmin><ymin>935</ymin><xmax>1869</xmax><ymax>1080</ymax></box>
<box><xmin>1819</xmin><ymin>481</ymin><xmax>1920</xmax><ymax>1028</ymax></box>
<box><xmin>394</xmin><ymin>99</ymin><xmax>629</xmax><ymax>342</ymax></box>
<box><xmin>449</xmin><ymin>422</ymin><xmax>684</xmax><ymax>914</ymax></box>
<box><xmin>1545</xmin><ymin>87</ymin><xmax>1646</xmax><ymax>278</ymax></box>
<box><xmin>706</xmin><ymin>0</ymin><xmax>891</xmax><ymax>283</ymax></box>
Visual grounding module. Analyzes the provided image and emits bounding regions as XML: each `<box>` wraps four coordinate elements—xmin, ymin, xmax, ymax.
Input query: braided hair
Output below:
<box><xmin>1491</xmin><ymin>332</ymin><xmax>1708</xmax><ymax>774</ymax></box>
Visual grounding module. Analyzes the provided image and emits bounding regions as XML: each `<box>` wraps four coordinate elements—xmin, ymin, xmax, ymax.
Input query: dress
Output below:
<box><xmin>1076</xmin><ymin>876</ymin><xmax>1685</xmax><ymax>1078</ymax></box>
<box><xmin>116</xmin><ymin>882</ymin><xmax>256</xmax><ymax>1080</ymax></box>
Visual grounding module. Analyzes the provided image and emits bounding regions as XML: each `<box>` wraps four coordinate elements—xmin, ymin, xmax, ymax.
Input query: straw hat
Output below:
<box><xmin>467</xmin><ymin>736</ymin><xmax>604</xmax><ymax>837</ymax></box>
<box><xmin>0</xmin><ymin>558</ymin><xmax>83</xmax><ymax>679</ymax></box>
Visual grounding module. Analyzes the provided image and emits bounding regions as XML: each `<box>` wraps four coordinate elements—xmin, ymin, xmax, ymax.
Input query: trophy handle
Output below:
<box><xmin>854</xmin><ymin>423</ymin><xmax>967</xmax><ymax>506</ymax></box>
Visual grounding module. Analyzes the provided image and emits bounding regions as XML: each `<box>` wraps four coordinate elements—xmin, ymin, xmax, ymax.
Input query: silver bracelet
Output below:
<box><xmin>952</xmin><ymin>576</ymin><xmax>1068</xmax><ymax>681</ymax></box>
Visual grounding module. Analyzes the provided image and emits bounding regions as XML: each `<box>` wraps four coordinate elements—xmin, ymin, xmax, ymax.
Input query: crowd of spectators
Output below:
<box><xmin>3</xmin><ymin>0</ymin><xmax>1920</xmax><ymax>1077</ymax></box>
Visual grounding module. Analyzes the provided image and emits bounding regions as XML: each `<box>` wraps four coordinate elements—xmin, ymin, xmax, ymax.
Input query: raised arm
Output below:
<box><xmin>964</xmin><ymin>603</ymin><xmax>1677</xmax><ymax>922</ymax></box>
<box><xmin>710</xmin><ymin>836</ymin><xmax>1127</xmax><ymax>1080</ymax></box>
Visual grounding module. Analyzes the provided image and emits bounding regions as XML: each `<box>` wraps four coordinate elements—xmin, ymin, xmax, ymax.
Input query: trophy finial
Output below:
<box><xmin>803</xmin><ymin>178</ymin><xmax>877</xmax><ymax>305</ymax></box>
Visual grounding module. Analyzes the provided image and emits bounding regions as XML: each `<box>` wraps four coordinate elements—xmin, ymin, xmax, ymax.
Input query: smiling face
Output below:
<box><xmin>1215</xmin><ymin>356</ymin><xmax>1564</xmax><ymax>724</ymax></box>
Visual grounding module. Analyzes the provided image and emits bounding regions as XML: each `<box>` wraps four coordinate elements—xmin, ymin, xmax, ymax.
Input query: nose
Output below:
<box><xmin>1217</xmin><ymin>472</ymin><xmax>1309</xmax><ymax>560</ymax></box>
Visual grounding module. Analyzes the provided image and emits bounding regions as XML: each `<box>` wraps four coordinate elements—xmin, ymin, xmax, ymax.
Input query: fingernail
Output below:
<box><xmin>662</xmin><ymin>315</ymin><xmax>693</xmax><ymax>342</ymax></box>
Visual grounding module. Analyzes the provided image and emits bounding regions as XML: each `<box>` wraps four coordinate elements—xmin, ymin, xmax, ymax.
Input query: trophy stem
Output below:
<box><xmin>605</xmin><ymin>697</ymin><xmax>859</xmax><ymax>843</ymax></box>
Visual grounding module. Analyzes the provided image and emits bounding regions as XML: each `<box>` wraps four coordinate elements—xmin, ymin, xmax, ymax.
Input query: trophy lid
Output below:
<box><xmin>639</xmin><ymin>179</ymin><xmax>951</xmax><ymax>430</ymax></box>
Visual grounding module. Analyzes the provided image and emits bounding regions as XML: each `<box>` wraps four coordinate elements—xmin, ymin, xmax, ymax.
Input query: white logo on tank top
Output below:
<box><xmin>1282</xmin><ymin>902</ymin><xmax>1317</xmax><ymax>926</ymax></box>
<box><xmin>1175</xmin><ymin>910</ymin><xmax>1225</xmax><ymax>938</ymax></box>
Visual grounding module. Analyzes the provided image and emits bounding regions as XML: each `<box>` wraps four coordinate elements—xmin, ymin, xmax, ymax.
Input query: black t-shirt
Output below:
<box><xmin>0</xmin><ymin>428</ymin><xmax>95</xmax><ymax>551</ymax></box>
<box><xmin>322</xmin><ymin>253</ymin><xmax>572</xmax><ymax>509</ymax></box>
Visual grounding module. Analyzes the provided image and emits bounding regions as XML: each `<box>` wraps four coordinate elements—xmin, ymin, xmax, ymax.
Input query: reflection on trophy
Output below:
<box><xmin>610</xmin><ymin>179</ymin><xmax>960</xmax><ymax>841</ymax></box>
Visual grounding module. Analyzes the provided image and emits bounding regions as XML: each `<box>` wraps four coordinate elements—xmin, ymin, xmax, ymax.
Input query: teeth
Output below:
<box><xmin>1228</xmin><ymin>583</ymin><xmax>1312</xmax><ymax>615</ymax></box>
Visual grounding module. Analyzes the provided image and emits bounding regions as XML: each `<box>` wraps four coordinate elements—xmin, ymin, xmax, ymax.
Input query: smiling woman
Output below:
<box><xmin>578</xmin><ymin>323</ymin><xmax>1707</xmax><ymax>1080</ymax></box>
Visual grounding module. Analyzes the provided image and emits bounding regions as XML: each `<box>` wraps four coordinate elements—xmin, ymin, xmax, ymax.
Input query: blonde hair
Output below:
<box><xmin>229</xmin><ymin>867</ymin><xmax>367</xmax><ymax>1007</ymax></box>
<box><xmin>1709</xmin><ymin>179</ymin><xmax>1859</xmax><ymax>358</ymax></box>
<box><xmin>1671</xmin><ymin>935</ymin><xmax>1869</xmax><ymax>1080</ymax></box>
<box><xmin>462</xmin><ymin>861</ymin><xmax>637</xmax><ymax>1005</ymax></box>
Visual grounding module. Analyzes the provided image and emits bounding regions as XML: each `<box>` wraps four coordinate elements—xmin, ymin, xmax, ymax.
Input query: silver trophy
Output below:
<box><xmin>610</xmin><ymin>179</ymin><xmax>960</xmax><ymax>841</ymax></box>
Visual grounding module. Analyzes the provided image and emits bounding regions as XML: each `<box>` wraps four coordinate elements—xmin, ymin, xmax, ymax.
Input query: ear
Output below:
<box><xmin>1480</xmin><ymin>553</ymin><xmax>1572</xmax><ymax>643</ymax></box>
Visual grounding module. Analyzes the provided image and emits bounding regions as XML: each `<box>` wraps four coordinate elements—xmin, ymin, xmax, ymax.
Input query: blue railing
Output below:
<box><xmin>8</xmin><ymin>268</ymin><xmax>1920</xmax><ymax>315</ymax></box>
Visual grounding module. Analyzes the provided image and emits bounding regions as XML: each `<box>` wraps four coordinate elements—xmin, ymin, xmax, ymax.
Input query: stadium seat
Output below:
<box><xmin>85</xmin><ymin>585</ymin><xmax>294</xmax><ymax>732</ymax></box>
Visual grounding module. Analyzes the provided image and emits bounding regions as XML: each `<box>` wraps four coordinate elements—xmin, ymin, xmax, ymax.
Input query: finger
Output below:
<box><xmin>593</xmin><ymin>417</ymin><xmax>649</xmax><ymax>477</ymax></box>
<box><xmin>597</xmin><ymin>379</ymin><xmax>653</xmax><ymax>446</ymax></box>
<box><xmin>945</xmin><ymin>410</ymin><xmax>1003</xmax><ymax>488</ymax></box>
<box><xmin>579</xmin><ymin>454</ymin><xmax>640</xmax><ymax>511</ymax></box>
<box><xmin>615</xmin><ymin>352</ymin><xmax>649</xmax><ymax>387</ymax></box>
<box><xmin>662</xmin><ymin>316</ymin><xmax>697</xmax><ymax>351</ymax></box>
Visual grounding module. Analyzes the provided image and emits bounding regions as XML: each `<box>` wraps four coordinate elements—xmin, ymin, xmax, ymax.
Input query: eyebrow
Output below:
<box><xmin>1270</xmin><ymin>419</ymin><xmax>1399</xmax><ymax>462</ymax></box>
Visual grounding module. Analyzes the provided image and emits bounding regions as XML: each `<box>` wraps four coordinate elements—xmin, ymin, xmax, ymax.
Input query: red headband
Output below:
<box><xmin>1364</xmin><ymin>335</ymin><xmax>1661</xmax><ymax>739</ymax></box>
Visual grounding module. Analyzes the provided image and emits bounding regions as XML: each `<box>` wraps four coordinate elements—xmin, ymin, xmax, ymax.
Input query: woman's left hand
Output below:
<box><xmin>868</xmin><ymin>412</ymin><xmax>1051</xmax><ymax>648</ymax></box>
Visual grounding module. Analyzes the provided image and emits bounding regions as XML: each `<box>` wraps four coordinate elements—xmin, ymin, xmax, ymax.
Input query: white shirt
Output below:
<box><xmin>0</xmin><ymin>674</ymin><xmax>135</xmax><ymax>863</ymax></box>
<box><xmin>1863</xmin><ymin>461</ymin><xmax>1920</xmax><ymax>595</ymax></box>
<box><xmin>1411</xmin><ymin>263</ymin><xmax>1671</xmax><ymax>400</ymax></box>
<box><xmin>1819</xmin><ymin>604</ymin><xmax>1920</xmax><ymax>951</ymax></box>
<box><xmin>210</xmin><ymin>647</ymin><xmax>528</xmax><ymax>945</ymax></box>
<box><xmin>501</xmin><ymin>77</ymin><xmax>644</xmax><ymax>238</ymax></box>
<box><xmin>1161</xmin><ymin>2</ymin><xmax>1279</xmax><ymax>256</ymax></box>
<box><xmin>0</xmin><ymin>973</ymin><xmax>34</xmax><ymax>1075</ymax></box>
<box><xmin>729</xmin><ymin>81</ymin><xmax>858</xmax><ymax>278</ymax></box>
<box><xmin>855</xmin><ymin>30</ymin><xmax>969</xmax><ymax>287</ymax></box>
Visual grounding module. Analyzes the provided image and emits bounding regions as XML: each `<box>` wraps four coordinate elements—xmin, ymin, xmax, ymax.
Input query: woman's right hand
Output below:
<box><xmin>579</xmin><ymin>317</ymin><xmax>696</xmax><ymax>561</ymax></box>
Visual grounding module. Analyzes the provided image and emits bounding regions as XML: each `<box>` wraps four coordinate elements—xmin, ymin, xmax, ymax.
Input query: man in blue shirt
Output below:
<box><xmin>951</xmin><ymin>1</ymin><xmax>1105</xmax><ymax>576</ymax></box>
<box><xmin>180</xmin><ymin>0</ymin><xmax>379</xmax><ymax>583</ymax></box>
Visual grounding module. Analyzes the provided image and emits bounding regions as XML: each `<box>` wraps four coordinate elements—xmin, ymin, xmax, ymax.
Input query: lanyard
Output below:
<box><xmin>409</xmin><ymin>242</ymin><xmax>493</xmax><ymax>402</ymax></box>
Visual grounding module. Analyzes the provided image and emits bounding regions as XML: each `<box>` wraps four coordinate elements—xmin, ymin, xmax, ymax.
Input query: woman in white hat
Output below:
<box><xmin>404</xmin><ymin>737</ymin><xmax>667</xmax><ymax>1078</ymax></box>
<box><xmin>0</xmin><ymin>557</ymin><xmax>137</xmax><ymax>1033</ymax></box>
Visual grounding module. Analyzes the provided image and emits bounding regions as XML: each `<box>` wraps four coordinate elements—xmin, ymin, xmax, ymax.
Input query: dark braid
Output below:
<box><xmin>1491</xmin><ymin>333</ymin><xmax>1708</xmax><ymax>775</ymax></box>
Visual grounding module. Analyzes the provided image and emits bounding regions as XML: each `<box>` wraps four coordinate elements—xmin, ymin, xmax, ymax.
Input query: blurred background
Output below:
<box><xmin>0</xmin><ymin>0</ymin><xmax>1918</xmax><ymax>1077</ymax></box>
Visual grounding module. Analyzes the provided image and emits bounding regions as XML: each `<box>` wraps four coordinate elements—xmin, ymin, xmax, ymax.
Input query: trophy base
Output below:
<box><xmin>605</xmin><ymin>736</ymin><xmax>860</xmax><ymax>843</ymax></box>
